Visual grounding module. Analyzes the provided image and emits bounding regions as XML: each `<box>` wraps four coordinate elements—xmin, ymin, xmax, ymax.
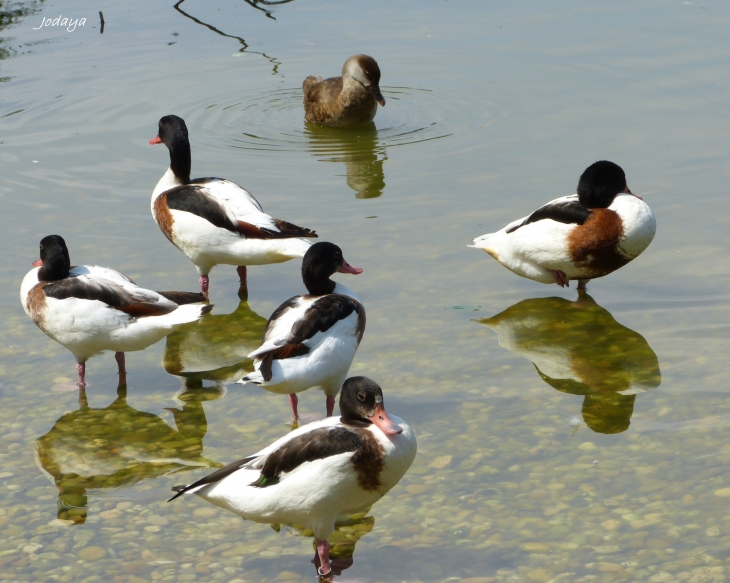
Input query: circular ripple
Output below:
<box><xmin>186</xmin><ymin>85</ymin><xmax>500</xmax><ymax>159</ymax></box>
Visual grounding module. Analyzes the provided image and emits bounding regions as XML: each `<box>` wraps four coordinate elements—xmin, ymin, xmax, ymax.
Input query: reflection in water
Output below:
<box><xmin>163</xmin><ymin>291</ymin><xmax>268</xmax><ymax>382</ymax></box>
<box><xmin>34</xmin><ymin>383</ymin><xmax>222</xmax><ymax>523</ymax></box>
<box><xmin>478</xmin><ymin>294</ymin><xmax>661</xmax><ymax>434</ymax></box>
<box><xmin>173</xmin><ymin>0</ymin><xmax>283</xmax><ymax>73</ymax></box>
<box><xmin>282</xmin><ymin>513</ymin><xmax>374</xmax><ymax>577</ymax></box>
<box><xmin>305</xmin><ymin>122</ymin><xmax>387</xmax><ymax>199</ymax></box>
<box><xmin>0</xmin><ymin>0</ymin><xmax>43</xmax><ymax>80</ymax></box>
<box><xmin>241</xmin><ymin>0</ymin><xmax>295</xmax><ymax>21</ymax></box>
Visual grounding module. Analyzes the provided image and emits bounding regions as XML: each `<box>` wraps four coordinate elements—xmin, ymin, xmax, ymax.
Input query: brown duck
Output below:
<box><xmin>303</xmin><ymin>55</ymin><xmax>385</xmax><ymax>127</ymax></box>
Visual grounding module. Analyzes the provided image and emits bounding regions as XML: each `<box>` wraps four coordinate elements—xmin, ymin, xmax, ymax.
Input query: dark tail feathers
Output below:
<box><xmin>157</xmin><ymin>291</ymin><xmax>208</xmax><ymax>305</ymax></box>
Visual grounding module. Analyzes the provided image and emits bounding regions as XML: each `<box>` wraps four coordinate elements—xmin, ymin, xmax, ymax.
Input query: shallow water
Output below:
<box><xmin>2</xmin><ymin>0</ymin><xmax>730</xmax><ymax>582</ymax></box>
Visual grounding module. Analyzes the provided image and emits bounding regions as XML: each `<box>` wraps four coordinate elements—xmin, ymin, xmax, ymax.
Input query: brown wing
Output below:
<box><xmin>254</xmin><ymin>295</ymin><xmax>364</xmax><ymax>382</ymax></box>
<box><xmin>305</xmin><ymin>76</ymin><xmax>344</xmax><ymax>105</ymax></box>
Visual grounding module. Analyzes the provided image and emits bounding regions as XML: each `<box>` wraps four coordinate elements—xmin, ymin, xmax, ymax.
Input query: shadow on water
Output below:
<box><xmin>163</xmin><ymin>288</ymin><xmax>268</xmax><ymax>383</ymax></box>
<box><xmin>33</xmin><ymin>382</ymin><xmax>222</xmax><ymax>524</ymax></box>
<box><xmin>173</xmin><ymin>0</ymin><xmax>285</xmax><ymax>74</ymax></box>
<box><xmin>304</xmin><ymin>122</ymin><xmax>387</xmax><ymax>199</ymax></box>
<box><xmin>476</xmin><ymin>293</ymin><xmax>661</xmax><ymax>434</ymax></box>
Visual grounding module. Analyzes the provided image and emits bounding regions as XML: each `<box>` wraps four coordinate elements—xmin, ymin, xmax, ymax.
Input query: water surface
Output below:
<box><xmin>2</xmin><ymin>0</ymin><xmax>730</xmax><ymax>582</ymax></box>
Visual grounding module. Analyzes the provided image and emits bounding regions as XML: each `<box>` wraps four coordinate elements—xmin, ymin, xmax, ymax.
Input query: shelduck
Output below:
<box><xmin>471</xmin><ymin>161</ymin><xmax>656</xmax><ymax>290</ymax></box>
<box><xmin>20</xmin><ymin>235</ymin><xmax>212</xmax><ymax>387</ymax></box>
<box><xmin>150</xmin><ymin>115</ymin><xmax>317</xmax><ymax>296</ymax></box>
<box><xmin>303</xmin><ymin>55</ymin><xmax>385</xmax><ymax>127</ymax></box>
<box><xmin>169</xmin><ymin>376</ymin><xmax>417</xmax><ymax>577</ymax></box>
<box><xmin>238</xmin><ymin>242</ymin><xmax>365</xmax><ymax>421</ymax></box>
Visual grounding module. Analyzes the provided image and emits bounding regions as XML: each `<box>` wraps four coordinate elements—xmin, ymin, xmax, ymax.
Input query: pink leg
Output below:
<box><xmin>316</xmin><ymin>539</ymin><xmax>331</xmax><ymax>576</ymax></box>
<box><xmin>76</xmin><ymin>362</ymin><xmax>86</xmax><ymax>387</ymax></box>
<box><xmin>577</xmin><ymin>279</ymin><xmax>589</xmax><ymax>292</ymax></box>
<box><xmin>236</xmin><ymin>265</ymin><xmax>247</xmax><ymax>284</ymax></box>
<box><xmin>199</xmin><ymin>275</ymin><xmax>209</xmax><ymax>297</ymax></box>
<box><xmin>289</xmin><ymin>394</ymin><xmax>299</xmax><ymax>420</ymax></box>
<box><xmin>326</xmin><ymin>396</ymin><xmax>336</xmax><ymax>417</ymax></box>
<box><xmin>115</xmin><ymin>352</ymin><xmax>127</xmax><ymax>385</ymax></box>
<box><xmin>549</xmin><ymin>269</ymin><xmax>569</xmax><ymax>288</ymax></box>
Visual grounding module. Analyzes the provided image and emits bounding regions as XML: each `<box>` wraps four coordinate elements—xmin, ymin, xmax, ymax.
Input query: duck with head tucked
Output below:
<box><xmin>470</xmin><ymin>161</ymin><xmax>656</xmax><ymax>291</ymax></box>
<box><xmin>303</xmin><ymin>54</ymin><xmax>385</xmax><ymax>127</ymax></box>
<box><xmin>20</xmin><ymin>235</ymin><xmax>212</xmax><ymax>387</ymax></box>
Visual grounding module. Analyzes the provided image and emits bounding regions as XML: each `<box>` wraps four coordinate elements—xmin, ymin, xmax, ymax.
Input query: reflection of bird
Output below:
<box><xmin>169</xmin><ymin>377</ymin><xmax>416</xmax><ymax>577</ymax></box>
<box><xmin>239</xmin><ymin>242</ymin><xmax>365</xmax><ymax>421</ymax></box>
<box><xmin>303</xmin><ymin>55</ymin><xmax>386</xmax><ymax>127</ymax></box>
<box><xmin>163</xmin><ymin>288</ymin><xmax>268</xmax><ymax>383</ymax></box>
<box><xmin>284</xmin><ymin>514</ymin><xmax>375</xmax><ymax>577</ymax></box>
<box><xmin>34</xmin><ymin>382</ymin><xmax>222</xmax><ymax>524</ymax></box>
<box><xmin>20</xmin><ymin>235</ymin><xmax>211</xmax><ymax>387</ymax></box>
<box><xmin>305</xmin><ymin>122</ymin><xmax>386</xmax><ymax>199</ymax></box>
<box><xmin>150</xmin><ymin>115</ymin><xmax>317</xmax><ymax>295</ymax></box>
<box><xmin>471</xmin><ymin>161</ymin><xmax>656</xmax><ymax>291</ymax></box>
<box><xmin>478</xmin><ymin>293</ymin><xmax>661</xmax><ymax>434</ymax></box>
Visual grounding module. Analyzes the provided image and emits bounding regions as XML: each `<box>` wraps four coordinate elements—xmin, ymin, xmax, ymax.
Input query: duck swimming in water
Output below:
<box><xmin>470</xmin><ymin>161</ymin><xmax>656</xmax><ymax>291</ymax></box>
<box><xmin>303</xmin><ymin>55</ymin><xmax>385</xmax><ymax>127</ymax></box>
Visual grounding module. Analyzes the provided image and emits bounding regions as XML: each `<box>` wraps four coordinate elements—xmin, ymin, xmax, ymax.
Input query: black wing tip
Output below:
<box><xmin>272</xmin><ymin>219</ymin><xmax>318</xmax><ymax>239</ymax></box>
<box><xmin>260</xmin><ymin>354</ymin><xmax>273</xmax><ymax>382</ymax></box>
<box><xmin>157</xmin><ymin>290</ymin><xmax>209</xmax><ymax>305</ymax></box>
<box><xmin>201</xmin><ymin>304</ymin><xmax>214</xmax><ymax>315</ymax></box>
<box><xmin>167</xmin><ymin>485</ymin><xmax>188</xmax><ymax>502</ymax></box>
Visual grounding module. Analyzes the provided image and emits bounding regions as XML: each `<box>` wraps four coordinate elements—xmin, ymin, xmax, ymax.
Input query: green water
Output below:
<box><xmin>2</xmin><ymin>0</ymin><xmax>730</xmax><ymax>581</ymax></box>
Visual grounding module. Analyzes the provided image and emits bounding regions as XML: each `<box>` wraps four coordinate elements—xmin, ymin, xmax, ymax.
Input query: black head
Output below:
<box><xmin>577</xmin><ymin>161</ymin><xmax>628</xmax><ymax>209</ymax></box>
<box><xmin>153</xmin><ymin>115</ymin><xmax>188</xmax><ymax>148</ymax></box>
<box><xmin>150</xmin><ymin>115</ymin><xmax>191</xmax><ymax>182</ymax></box>
<box><xmin>340</xmin><ymin>376</ymin><xmax>402</xmax><ymax>434</ymax></box>
<box><xmin>36</xmin><ymin>235</ymin><xmax>71</xmax><ymax>281</ymax></box>
<box><xmin>301</xmin><ymin>242</ymin><xmax>362</xmax><ymax>296</ymax></box>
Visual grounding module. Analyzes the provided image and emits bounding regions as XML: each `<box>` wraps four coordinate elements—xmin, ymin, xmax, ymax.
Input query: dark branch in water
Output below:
<box><xmin>173</xmin><ymin>0</ymin><xmax>282</xmax><ymax>74</ymax></box>
<box><xmin>241</xmin><ymin>0</ymin><xmax>295</xmax><ymax>21</ymax></box>
<box><xmin>99</xmin><ymin>11</ymin><xmax>104</xmax><ymax>34</ymax></box>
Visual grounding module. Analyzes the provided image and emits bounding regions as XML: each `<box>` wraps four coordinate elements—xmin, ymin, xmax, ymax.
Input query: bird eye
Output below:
<box><xmin>334</xmin><ymin>252</ymin><xmax>341</xmax><ymax>259</ymax></box>
<box><xmin>357</xmin><ymin>392</ymin><xmax>366</xmax><ymax>402</ymax></box>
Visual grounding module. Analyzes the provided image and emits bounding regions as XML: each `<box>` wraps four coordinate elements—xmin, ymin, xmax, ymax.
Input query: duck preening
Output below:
<box><xmin>150</xmin><ymin>115</ymin><xmax>318</xmax><ymax>296</ymax></box>
<box><xmin>238</xmin><ymin>242</ymin><xmax>365</xmax><ymax>421</ymax></box>
<box><xmin>470</xmin><ymin>161</ymin><xmax>656</xmax><ymax>291</ymax></box>
<box><xmin>20</xmin><ymin>235</ymin><xmax>212</xmax><ymax>387</ymax></box>
<box><xmin>303</xmin><ymin>55</ymin><xmax>385</xmax><ymax>127</ymax></box>
<box><xmin>169</xmin><ymin>376</ymin><xmax>417</xmax><ymax>577</ymax></box>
